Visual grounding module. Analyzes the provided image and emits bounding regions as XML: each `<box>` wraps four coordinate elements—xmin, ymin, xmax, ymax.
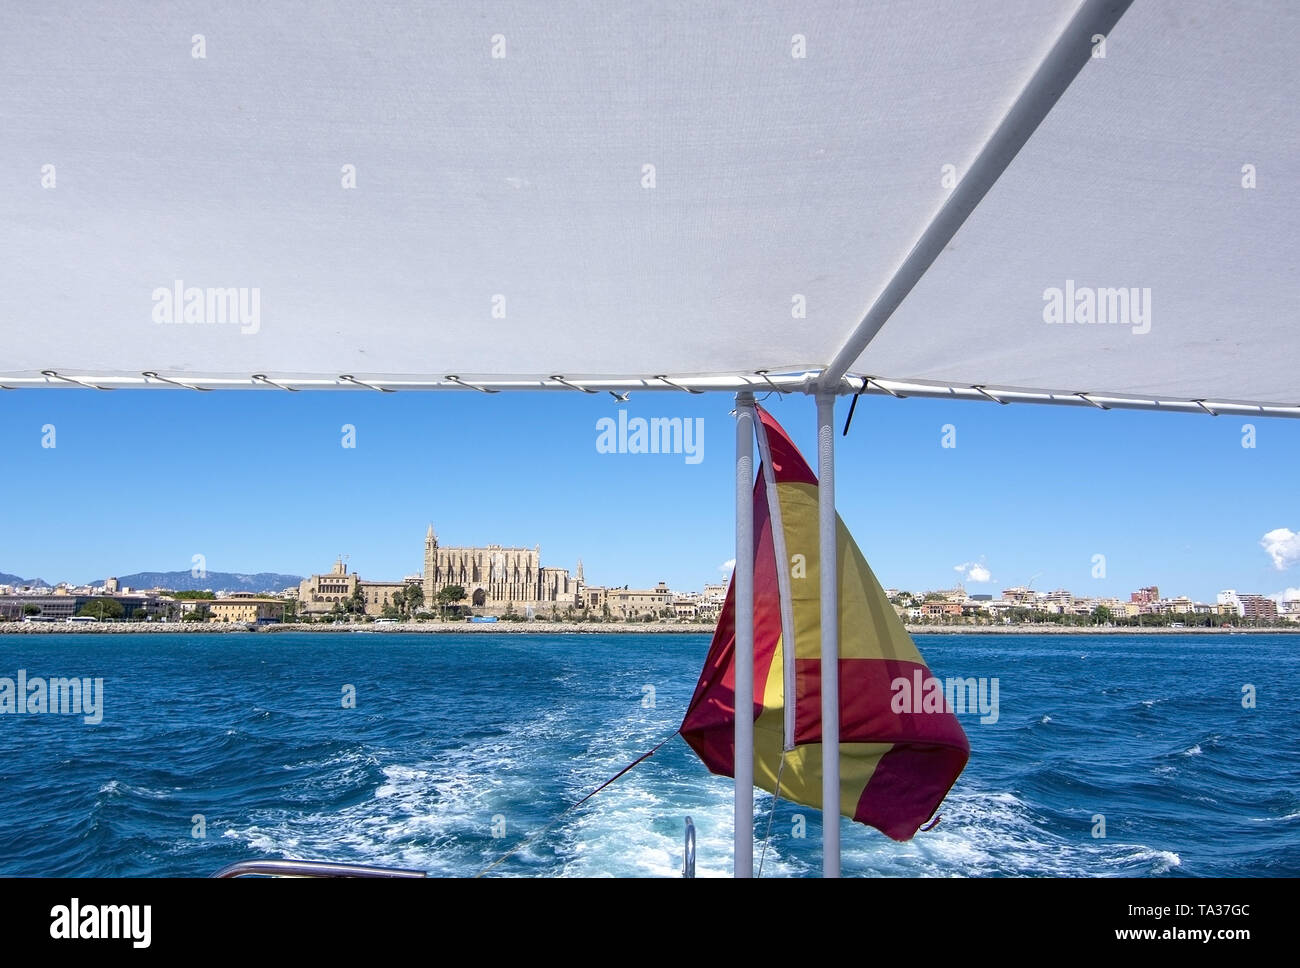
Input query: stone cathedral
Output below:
<box><xmin>422</xmin><ymin>525</ymin><xmax>581</xmax><ymax>613</ymax></box>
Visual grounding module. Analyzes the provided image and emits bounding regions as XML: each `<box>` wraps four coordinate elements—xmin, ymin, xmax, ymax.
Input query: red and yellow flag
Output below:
<box><xmin>680</xmin><ymin>405</ymin><xmax>969</xmax><ymax>841</ymax></box>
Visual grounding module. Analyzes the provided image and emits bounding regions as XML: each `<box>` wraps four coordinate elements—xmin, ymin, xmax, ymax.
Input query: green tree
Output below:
<box><xmin>77</xmin><ymin>597</ymin><xmax>124</xmax><ymax>621</ymax></box>
<box><xmin>22</xmin><ymin>604</ymin><xmax>40</xmax><ymax>616</ymax></box>
<box><xmin>437</xmin><ymin>585</ymin><xmax>465</xmax><ymax>618</ymax></box>
<box><xmin>404</xmin><ymin>583</ymin><xmax>424</xmax><ymax>616</ymax></box>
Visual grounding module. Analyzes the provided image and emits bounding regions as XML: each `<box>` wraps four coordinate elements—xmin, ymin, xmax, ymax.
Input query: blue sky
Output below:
<box><xmin>0</xmin><ymin>389</ymin><xmax>1296</xmax><ymax>602</ymax></box>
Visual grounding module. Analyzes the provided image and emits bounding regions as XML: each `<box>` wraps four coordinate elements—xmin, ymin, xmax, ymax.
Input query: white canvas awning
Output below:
<box><xmin>2</xmin><ymin>1</ymin><xmax>1296</xmax><ymax>414</ymax></box>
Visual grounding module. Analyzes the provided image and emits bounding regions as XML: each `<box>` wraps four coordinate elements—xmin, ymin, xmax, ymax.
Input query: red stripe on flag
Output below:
<box><xmin>757</xmin><ymin>406</ymin><xmax>818</xmax><ymax>484</ymax></box>
<box><xmin>794</xmin><ymin>658</ymin><xmax>971</xmax><ymax>750</ymax></box>
<box><xmin>855</xmin><ymin>743</ymin><xmax>970</xmax><ymax>841</ymax></box>
<box><xmin>679</xmin><ymin>470</ymin><xmax>785</xmax><ymax>775</ymax></box>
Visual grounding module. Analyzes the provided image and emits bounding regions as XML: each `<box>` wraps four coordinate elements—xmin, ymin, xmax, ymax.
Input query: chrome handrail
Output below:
<box><xmin>212</xmin><ymin>859</ymin><xmax>427</xmax><ymax>878</ymax></box>
<box><xmin>682</xmin><ymin>816</ymin><xmax>696</xmax><ymax>879</ymax></box>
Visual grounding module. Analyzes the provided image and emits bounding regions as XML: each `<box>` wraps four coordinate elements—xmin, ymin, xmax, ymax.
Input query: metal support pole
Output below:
<box><xmin>733</xmin><ymin>392</ymin><xmax>756</xmax><ymax>877</ymax></box>
<box><xmin>820</xmin><ymin>0</ymin><xmax>1135</xmax><ymax>388</ymax></box>
<box><xmin>816</xmin><ymin>392</ymin><xmax>841</xmax><ymax>877</ymax></box>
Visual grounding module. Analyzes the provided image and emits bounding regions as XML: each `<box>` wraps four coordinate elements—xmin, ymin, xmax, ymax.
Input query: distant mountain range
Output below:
<box><xmin>1</xmin><ymin>570</ymin><xmax>303</xmax><ymax>593</ymax></box>
<box><xmin>101</xmin><ymin>571</ymin><xmax>305</xmax><ymax>593</ymax></box>
<box><xmin>0</xmin><ymin>572</ymin><xmax>47</xmax><ymax>587</ymax></box>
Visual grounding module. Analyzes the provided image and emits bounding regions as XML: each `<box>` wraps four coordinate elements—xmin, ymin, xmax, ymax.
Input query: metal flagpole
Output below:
<box><xmin>816</xmin><ymin>391</ymin><xmax>841</xmax><ymax>877</ymax></box>
<box><xmin>733</xmin><ymin>391</ymin><xmax>756</xmax><ymax>877</ymax></box>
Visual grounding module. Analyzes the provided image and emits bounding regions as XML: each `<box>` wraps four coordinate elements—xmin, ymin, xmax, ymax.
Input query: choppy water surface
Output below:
<box><xmin>0</xmin><ymin>632</ymin><xmax>1295</xmax><ymax>877</ymax></box>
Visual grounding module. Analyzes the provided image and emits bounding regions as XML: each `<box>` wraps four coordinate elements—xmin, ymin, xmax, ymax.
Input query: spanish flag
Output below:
<box><xmin>680</xmin><ymin>405</ymin><xmax>969</xmax><ymax>841</ymax></box>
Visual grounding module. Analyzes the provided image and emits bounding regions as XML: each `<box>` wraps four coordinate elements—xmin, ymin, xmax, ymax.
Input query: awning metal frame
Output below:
<box><xmin>5</xmin><ymin>370</ymin><xmax>1297</xmax><ymax>420</ymax></box>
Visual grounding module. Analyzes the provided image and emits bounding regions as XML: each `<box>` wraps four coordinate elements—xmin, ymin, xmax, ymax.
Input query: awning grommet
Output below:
<box><xmin>549</xmin><ymin>375</ymin><xmax>598</xmax><ymax>394</ymax></box>
<box><xmin>754</xmin><ymin>370</ymin><xmax>789</xmax><ymax>395</ymax></box>
<box><xmin>41</xmin><ymin>370</ymin><xmax>113</xmax><ymax>391</ymax></box>
<box><xmin>339</xmin><ymin>375</ymin><xmax>394</xmax><ymax>393</ymax></box>
<box><xmin>1074</xmin><ymin>391</ymin><xmax>1109</xmax><ymax>411</ymax></box>
<box><xmin>142</xmin><ymin>371</ymin><xmax>211</xmax><ymax>392</ymax></box>
<box><xmin>971</xmin><ymin>385</ymin><xmax>1008</xmax><ymax>405</ymax></box>
<box><xmin>252</xmin><ymin>374</ymin><xmax>300</xmax><ymax>392</ymax></box>
<box><xmin>446</xmin><ymin>375</ymin><xmax>500</xmax><ymax>394</ymax></box>
<box><xmin>655</xmin><ymin>375</ymin><xmax>703</xmax><ymax>395</ymax></box>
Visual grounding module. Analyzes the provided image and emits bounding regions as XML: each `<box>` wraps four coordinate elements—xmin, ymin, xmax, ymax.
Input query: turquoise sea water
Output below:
<box><xmin>0</xmin><ymin>632</ymin><xmax>1295</xmax><ymax>877</ymax></box>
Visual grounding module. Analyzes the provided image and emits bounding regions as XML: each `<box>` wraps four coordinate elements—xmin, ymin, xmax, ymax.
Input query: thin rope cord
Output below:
<box><xmin>473</xmin><ymin>735</ymin><xmax>672</xmax><ymax>878</ymax></box>
<box><xmin>756</xmin><ymin>749</ymin><xmax>788</xmax><ymax>878</ymax></box>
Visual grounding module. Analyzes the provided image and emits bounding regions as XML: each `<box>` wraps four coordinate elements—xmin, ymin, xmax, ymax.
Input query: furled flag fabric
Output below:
<box><xmin>680</xmin><ymin>405</ymin><xmax>969</xmax><ymax>841</ymax></box>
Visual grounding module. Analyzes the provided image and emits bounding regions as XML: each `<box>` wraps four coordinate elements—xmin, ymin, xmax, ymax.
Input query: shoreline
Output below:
<box><xmin>905</xmin><ymin>624</ymin><xmax>1298</xmax><ymax>635</ymax></box>
<box><xmin>0</xmin><ymin>620</ymin><xmax>708</xmax><ymax>635</ymax></box>
<box><xmin>0</xmin><ymin>620</ymin><xmax>1294</xmax><ymax>636</ymax></box>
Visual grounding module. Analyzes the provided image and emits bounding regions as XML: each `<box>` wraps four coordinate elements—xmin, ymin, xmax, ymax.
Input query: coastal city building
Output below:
<box><xmin>1242</xmin><ymin>595</ymin><xmax>1279</xmax><ymax>621</ymax></box>
<box><xmin>0</xmin><ymin>591</ymin><xmax>165</xmax><ymax>621</ymax></box>
<box><xmin>297</xmin><ymin>558</ymin><xmax>422</xmax><ymax>618</ymax></box>
<box><xmin>672</xmin><ymin>595</ymin><xmax>700</xmax><ymax>620</ymax></box>
<box><xmin>1217</xmin><ymin>589</ymin><xmax>1279</xmax><ymax>619</ymax></box>
<box><xmin>297</xmin><ymin>559</ymin><xmax>361</xmax><ymax>616</ymax></box>
<box><xmin>293</xmin><ymin>530</ymin><xmax>681</xmax><ymax>622</ymax></box>
<box><xmin>359</xmin><ymin>579</ymin><xmax>420</xmax><ymax>615</ymax></box>
<box><xmin>1217</xmin><ymin>590</ymin><xmax>1278</xmax><ymax>621</ymax></box>
<box><xmin>423</xmin><ymin>525</ymin><xmax>578</xmax><ymax>614</ymax></box>
<box><xmin>296</xmin><ymin>527</ymin><xmax>590</xmax><ymax>619</ymax></box>
<box><xmin>1217</xmin><ymin>589</ymin><xmax>1242</xmax><ymax>614</ymax></box>
<box><xmin>4</xmin><ymin>537</ymin><xmax>1298</xmax><ymax>627</ymax></box>
<box><xmin>607</xmin><ymin>582</ymin><xmax>673</xmax><ymax>620</ymax></box>
<box><xmin>208</xmin><ymin>593</ymin><xmax>286</xmax><ymax>624</ymax></box>
<box><xmin>920</xmin><ymin>601</ymin><xmax>962</xmax><ymax>618</ymax></box>
<box><xmin>578</xmin><ymin>584</ymin><xmax>609</xmax><ymax>612</ymax></box>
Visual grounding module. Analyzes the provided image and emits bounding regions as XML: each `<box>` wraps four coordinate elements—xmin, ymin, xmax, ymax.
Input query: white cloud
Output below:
<box><xmin>1260</xmin><ymin>528</ymin><xmax>1300</xmax><ymax>570</ymax></box>
<box><xmin>953</xmin><ymin>560</ymin><xmax>992</xmax><ymax>583</ymax></box>
<box><xmin>719</xmin><ymin>558</ymin><xmax>736</xmax><ymax>575</ymax></box>
<box><xmin>1267</xmin><ymin>587</ymin><xmax>1300</xmax><ymax>604</ymax></box>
